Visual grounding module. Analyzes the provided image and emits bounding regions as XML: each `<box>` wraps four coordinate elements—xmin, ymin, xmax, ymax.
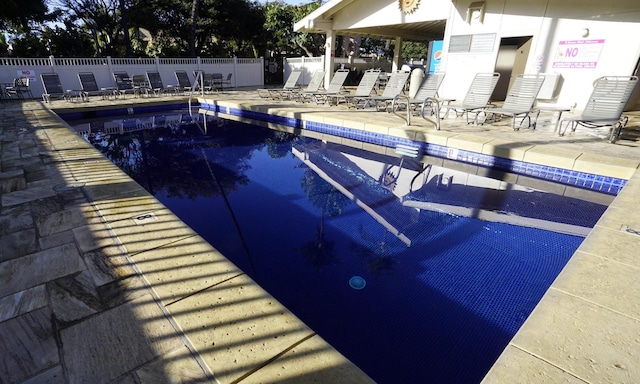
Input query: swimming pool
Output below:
<box><xmin>65</xmin><ymin>110</ymin><xmax>609</xmax><ymax>383</ymax></box>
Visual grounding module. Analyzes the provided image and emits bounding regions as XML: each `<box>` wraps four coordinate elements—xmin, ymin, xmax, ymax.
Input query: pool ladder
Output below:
<box><xmin>188</xmin><ymin>71</ymin><xmax>207</xmax><ymax>117</ymax></box>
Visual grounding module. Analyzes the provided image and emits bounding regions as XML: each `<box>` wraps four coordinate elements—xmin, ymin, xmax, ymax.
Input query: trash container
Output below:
<box><xmin>409</xmin><ymin>68</ymin><xmax>424</xmax><ymax>99</ymax></box>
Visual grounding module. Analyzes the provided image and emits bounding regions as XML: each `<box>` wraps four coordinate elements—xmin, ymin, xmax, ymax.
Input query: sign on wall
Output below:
<box><xmin>552</xmin><ymin>39</ymin><xmax>604</xmax><ymax>69</ymax></box>
<box><xmin>428</xmin><ymin>40</ymin><xmax>443</xmax><ymax>74</ymax></box>
<box><xmin>16</xmin><ymin>69</ymin><xmax>37</xmax><ymax>80</ymax></box>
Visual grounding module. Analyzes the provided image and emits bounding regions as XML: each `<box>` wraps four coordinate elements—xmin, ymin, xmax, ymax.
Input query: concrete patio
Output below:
<box><xmin>1</xmin><ymin>89</ymin><xmax>640</xmax><ymax>383</ymax></box>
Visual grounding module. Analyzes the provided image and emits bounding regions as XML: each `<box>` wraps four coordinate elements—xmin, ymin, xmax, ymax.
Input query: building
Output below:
<box><xmin>294</xmin><ymin>0</ymin><xmax>640</xmax><ymax>109</ymax></box>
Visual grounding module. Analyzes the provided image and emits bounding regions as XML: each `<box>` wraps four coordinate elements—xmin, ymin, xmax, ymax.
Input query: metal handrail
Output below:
<box><xmin>188</xmin><ymin>70</ymin><xmax>206</xmax><ymax>116</ymax></box>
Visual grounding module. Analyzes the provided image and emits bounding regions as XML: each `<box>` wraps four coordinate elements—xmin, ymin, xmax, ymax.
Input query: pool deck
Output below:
<box><xmin>1</xmin><ymin>89</ymin><xmax>640</xmax><ymax>383</ymax></box>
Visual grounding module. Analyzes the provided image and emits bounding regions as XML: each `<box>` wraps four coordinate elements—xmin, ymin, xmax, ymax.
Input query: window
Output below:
<box><xmin>449</xmin><ymin>33</ymin><xmax>496</xmax><ymax>53</ymax></box>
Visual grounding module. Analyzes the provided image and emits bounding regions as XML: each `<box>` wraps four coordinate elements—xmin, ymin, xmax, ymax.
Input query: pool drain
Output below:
<box><xmin>349</xmin><ymin>276</ymin><xmax>366</xmax><ymax>290</ymax></box>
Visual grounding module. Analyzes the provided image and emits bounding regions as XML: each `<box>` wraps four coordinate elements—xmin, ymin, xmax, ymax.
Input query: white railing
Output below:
<box><xmin>0</xmin><ymin>55</ymin><xmax>264</xmax><ymax>100</ymax></box>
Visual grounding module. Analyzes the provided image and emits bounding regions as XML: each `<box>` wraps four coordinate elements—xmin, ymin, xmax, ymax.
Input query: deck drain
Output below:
<box><xmin>349</xmin><ymin>276</ymin><xmax>366</xmax><ymax>290</ymax></box>
<box><xmin>132</xmin><ymin>212</ymin><xmax>158</xmax><ymax>225</ymax></box>
<box><xmin>53</xmin><ymin>182</ymin><xmax>86</xmax><ymax>192</ymax></box>
<box><xmin>620</xmin><ymin>225</ymin><xmax>640</xmax><ymax>236</ymax></box>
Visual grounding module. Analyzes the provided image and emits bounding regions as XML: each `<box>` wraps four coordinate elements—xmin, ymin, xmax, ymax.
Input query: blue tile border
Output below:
<box><xmin>202</xmin><ymin>102</ymin><xmax>628</xmax><ymax>195</ymax></box>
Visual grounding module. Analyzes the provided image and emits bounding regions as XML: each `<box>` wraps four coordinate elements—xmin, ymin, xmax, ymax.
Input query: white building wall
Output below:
<box><xmin>440</xmin><ymin>0</ymin><xmax>640</xmax><ymax>109</ymax></box>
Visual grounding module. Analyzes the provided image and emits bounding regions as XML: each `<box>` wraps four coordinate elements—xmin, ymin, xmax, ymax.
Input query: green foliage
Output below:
<box><xmin>2</xmin><ymin>0</ymin><xmax>328</xmax><ymax>58</ymax></box>
<box><xmin>401</xmin><ymin>41</ymin><xmax>429</xmax><ymax>61</ymax></box>
<box><xmin>360</xmin><ymin>37</ymin><xmax>394</xmax><ymax>58</ymax></box>
<box><xmin>263</xmin><ymin>0</ymin><xmax>325</xmax><ymax>57</ymax></box>
<box><xmin>0</xmin><ymin>0</ymin><xmax>47</xmax><ymax>31</ymax></box>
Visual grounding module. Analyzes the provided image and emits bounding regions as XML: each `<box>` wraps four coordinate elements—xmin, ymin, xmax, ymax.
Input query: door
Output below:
<box><xmin>492</xmin><ymin>36</ymin><xmax>532</xmax><ymax>101</ymax></box>
<box><xmin>264</xmin><ymin>57</ymin><xmax>284</xmax><ymax>85</ymax></box>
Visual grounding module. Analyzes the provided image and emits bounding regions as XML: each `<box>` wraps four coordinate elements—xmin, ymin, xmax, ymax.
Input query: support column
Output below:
<box><xmin>324</xmin><ymin>30</ymin><xmax>336</xmax><ymax>85</ymax></box>
<box><xmin>392</xmin><ymin>36</ymin><xmax>404</xmax><ymax>72</ymax></box>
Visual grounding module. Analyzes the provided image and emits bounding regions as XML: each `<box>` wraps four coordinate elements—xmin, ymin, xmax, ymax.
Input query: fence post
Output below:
<box><xmin>233</xmin><ymin>56</ymin><xmax>238</xmax><ymax>88</ymax></box>
<box><xmin>106</xmin><ymin>56</ymin><xmax>113</xmax><ymax>82</ymax></box>
<box><xmin>260</xmin><ymin>57</ymin><xmax>264</xmax><ymax>86</ymax></box>
<box><xmin>49</xmin><ymin>55</ymin><xmax>56</xmax><ymax>73</ymax></box>
<box><xmin>155</xmin><ymin>56</ymin><xmax>160</xmax><ymax>72</ymax></box>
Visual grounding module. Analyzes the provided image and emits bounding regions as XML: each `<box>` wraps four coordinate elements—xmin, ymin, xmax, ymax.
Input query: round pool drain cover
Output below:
<box><xmin>349</xmin><ymin>276</ymin><xmax>366</xmax><ymax>290</ymax></box>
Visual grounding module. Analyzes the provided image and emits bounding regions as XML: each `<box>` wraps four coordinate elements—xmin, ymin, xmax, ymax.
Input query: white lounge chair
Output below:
<box><xmin>481</xmin><ymin>74</ymin><xmax>546</xmax><ymax>130</ymax></box>
<box><xmin>257</xmin><ymin>70</ymin><xmax>302</xmax><ymax>99</ymax></box>
<box><xmin>305</xmin><ymin>69</ymin><xmax>351</xmax><ymax>104</ymax></box>
<box><xmin>557</xmin><ymin>75</ymin><xmax>638</xmax><ymax>143</ymax></box>
<box><xmin>339</xmin><ymin>69</ymin><xmax>382</xmax><ymax>108</ymax></box>
<box><xmin>442</xmin><ymin>72</ymin><xmax>501</xmax><ymax>124</ymax></box>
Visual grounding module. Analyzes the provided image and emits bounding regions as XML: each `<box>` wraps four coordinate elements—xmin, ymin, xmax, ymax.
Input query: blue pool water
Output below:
<box><xmin>65</xmin><ymin>111</ymin><xmax>608</xmax><ymax>383</ymax></box>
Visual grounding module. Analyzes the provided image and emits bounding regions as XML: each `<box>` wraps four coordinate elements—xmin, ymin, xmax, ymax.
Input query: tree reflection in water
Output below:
<box><xmin>295</xmin><ymin>167</ymin><xmax>350</xmax><ymax>271</ymax></box>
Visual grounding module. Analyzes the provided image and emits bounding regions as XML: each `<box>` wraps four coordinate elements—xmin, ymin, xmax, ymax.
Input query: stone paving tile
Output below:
<box><xmin>49</xmin><ymin>270</ymin><xmax>103</xmax><ymax>324</ymax></box>
<box><xmin>19</xmin><ymin>365</ymin><xmax>66</xmax><ymax>384</ymax></box>
<box><xmin>0</xmin><ymin>306</ymin><xmax>59</xmax><ymax>384</ymax></box>
<box><xmin>60</xmin><ymin>293</ymin><xmax>206</xmax><ymax>384</ymax></box>
<box><xmin>167</xmin><ymin>273</ymin><xmax>318</xmax><ymax>384</ymax></box>
<box><xmin>135</xmin><ymin>346</ymin><xmax>214</xmax><ymax>383</ymax></box>
<box><xmin>0</xmin><ymin>169</ymin><xmax>26</xmax><ymax>193</ymax></box>
<box><xmin>551</xmin><ymin>251</ymin><xmax>640</xmax><ymax>319</ymax></box>
<box><xmin>106</xmin><ymin>207</ymin><xmax>197</xmax><ymax>256</ymax></box>
<box><xmin>240</xmin><ymin>334</ymin><xmax>376</xmax><ymax>384</ymax></box>
<box><xmin>39</xmin><ymin>229</ymin><xmax>75</xmax><ymax>250</ymax></box>
<box><xmin>0</xmin><ymin>242</ymin><xmax>85</xmax><ymax>297</ymax></box>
<box><xmin>0</xmin><ymin>228</ymin><xmax>37</xmax><ymax>263</ymax></box>
<box><xmin>0</xmin><ymin>284</ymin><xmax>47</xmax><ymax>323</ymax></box>
<box><xmin>130</xmin><ymin>234</ymin><xmax>244</xmax><ymax>306</ymax></box>
<box><xmin>482</xmin><ymin>345</ymin><xmax>586</xmax><ymax>383</ymax></box>
<box><xmin>1</xmin><ymin>185</ymin><xmax>57</xmax><ymax>207</ymax></box>
<box><xmin>510</xmin><ymin>289</ymin><xmax>640</xmax><ymax>383</ymax></box>
<box><xmin>90</xmin><ymin>190</ymin><xmax>169</xmax><ymax>223</ymax></box>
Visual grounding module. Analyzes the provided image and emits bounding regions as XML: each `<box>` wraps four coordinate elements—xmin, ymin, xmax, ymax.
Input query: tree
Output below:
<box><xmin>401</xmin><ymin>41</ymin><xmax>429</xmax><ymax>61</ymax></box>
<box><xmin>56</xmin><ymin>0</ymin><xmax>126</xmax><ymax>56</ymax></box>
<box><xmin>10</xmin><ymin>22</ymin><xmax>95</xmax><ymax>57</ymax></box>
<box><xmin>0</xmin><ymin>0</ymin><xmax>47</xmax><ymax>32</ymax></box>
<box><xmin>263</xmin><ymin>1</ymin><xmax>324</xmax><ymax>57</ymax></box>
<box><xmin>129</xmin><ymin>0</ymin><xmax>265</xmax><ymax>57</ymax></box>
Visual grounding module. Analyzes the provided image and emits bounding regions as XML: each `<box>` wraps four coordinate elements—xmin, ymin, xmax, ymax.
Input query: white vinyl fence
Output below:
<box><xmin>284</xmin><ymin>55</ymin><xmax>393</xmax><ymax>84</ymax></box>
<box><xmin>0</xmin><ymin>56</ymin><xmax>264</xmax><ymax>100</ymax></box>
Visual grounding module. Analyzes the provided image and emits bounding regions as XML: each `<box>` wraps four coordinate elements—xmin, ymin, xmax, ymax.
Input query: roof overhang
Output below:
<box><xmin>294</xmin><ymin>0</ymin><xmax>446</xmax><ymax>41</ymax></box>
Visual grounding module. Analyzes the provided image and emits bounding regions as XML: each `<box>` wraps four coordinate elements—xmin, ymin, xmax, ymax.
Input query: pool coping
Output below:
<box><xmin>4</xmin><ymin>93</ymin><xmax>639</xmax><ymax>383</ymax></box>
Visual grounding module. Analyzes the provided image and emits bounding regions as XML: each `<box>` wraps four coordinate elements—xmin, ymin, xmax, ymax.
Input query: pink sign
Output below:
<box><xmin>552</xmin><ymin>39</ymin><xmax>605</xmax><ymax>69</ymax></box>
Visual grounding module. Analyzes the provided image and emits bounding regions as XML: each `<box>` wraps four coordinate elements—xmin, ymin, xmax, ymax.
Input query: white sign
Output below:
<box><xmin>552</xmin><ymin>39</ymin><xmax>604</xmax><ymax>69</ymax></box>
<box><xmin>17</xmin><ymin>69</ymin><xmax>37</xmax><ymax>80</ymax></box>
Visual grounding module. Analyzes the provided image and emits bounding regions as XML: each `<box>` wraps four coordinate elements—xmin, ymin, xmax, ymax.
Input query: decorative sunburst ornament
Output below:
<box><xmin>399</xmin><ymin>0</ymin><xmax>420</xmax><ymax>14</ymax></box>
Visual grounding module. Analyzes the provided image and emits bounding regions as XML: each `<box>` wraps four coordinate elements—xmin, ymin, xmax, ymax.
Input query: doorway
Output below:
<box><xmin>492</xmin><ymin>36</ymin><xmax>532</xmax><ymax>101</ymax></box>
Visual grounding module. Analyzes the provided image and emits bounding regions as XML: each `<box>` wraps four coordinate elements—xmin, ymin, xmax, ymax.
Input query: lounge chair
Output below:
<box><xmin>338</xmin><ymin>69</ymin><xmax>382</xmax><ymax>108</ymax></box>
<box><xmin>174</xmin><ymin>70</ymin><xmax>194</xmax><ymax>94</ymax></box>
<box><xmin>257</xmin><ymin>70</ymin><xmax>302</xmax><ymax>99</ymax></box>
<box><xmin>4</xmin><ymin>77</ymin><xmax>33</xmax><ymax>99</ymax></box>
<box><xmin>132</xmin><ymin>74</ymin><xmax>151</xmax><ymax>96</ymax></box>
<box><xmin>304</xmin><ymin>69</ymin><xmax>350</xmax><ymax>104</ymax></box>
<box><xmin>350</xmin><ymin>70</ymin><xmax>410</xmax><ymax>111</ymax></box>
<box><xmin>41</xmin><ymin>73</ymin><xmax>81</xmax><ymax>103</ymax></box>
<box><xmin>291</xmin><ymin>70</ymin><xmax>326</xmax><ymax>101</ymax></box>
<box><xmin>442</xmin><ymin>72</ymin><xmax>501</xmax><ymax>124</ymax></box>
<box><xmin>113</xmin><ymin>71</ymin><xmax>137</xmax><ymax>98</ymax></box>
<box><xmin>211</xmin><ymin>73</ymin><xmax>224</xmax><ymax>92</ymax></box>
<box><xmin>557</xmin><ymin>75</ymin><xmax>638</xmax><ymax>143</ymax></box>
<box><xmin>221</xmin><ymin>73</ymin><xmax>233</xmax><ymax>89</ymax></box>
<box><xmin>480</xmin><ymin>74</ymin><xmax>546</xmax><ymax>130</ymax></box>
<box><xmin>145</xmin><ymin>71</ymin><xmax>174</xmax><ymax>96</ymax></box>
<box><xmin>78</xmin><ymin>72</ymin><xmax>110</xmax><ymax>100</ymax></box>
<box><xmin>390</xmin><ymin>72</ymin><xmax>446</xmax><ymax>114</ymax></box>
